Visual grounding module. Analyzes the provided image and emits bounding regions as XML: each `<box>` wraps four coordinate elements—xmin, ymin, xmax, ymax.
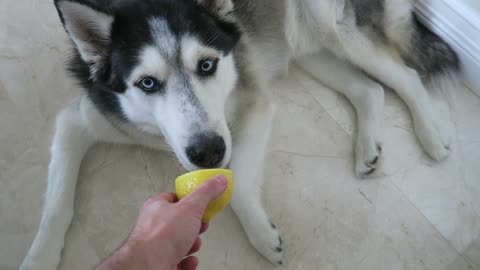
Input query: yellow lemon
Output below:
<box><xmin>175</xmin><ymin>169</ymin><xmax>234</xmax><ymax>222</ymax></box>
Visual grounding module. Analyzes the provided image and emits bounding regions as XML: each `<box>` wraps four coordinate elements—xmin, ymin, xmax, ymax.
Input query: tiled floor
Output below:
<box><xmin>1</xmin><ymin>1</ymin><xmax>480</xmax><ymax>270</ymax></box>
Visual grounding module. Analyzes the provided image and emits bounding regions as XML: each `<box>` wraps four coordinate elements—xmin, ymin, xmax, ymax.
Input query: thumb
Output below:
<box><xmin>179</xmin><ymin>175</ymin><xmax>228</xmax><ymax>215</ymax></box>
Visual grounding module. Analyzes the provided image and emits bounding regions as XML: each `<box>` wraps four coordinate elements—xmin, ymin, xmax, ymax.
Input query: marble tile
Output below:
<box><xmin>454</xmin><ymin>87</ymin><xmax>480</xmax><ymax>219</ymax></box>
<box><xmin>390</xmin><ymin>157</ymin><xmax>480</xmax><ymax>252</ymax></box>
<box><xmin>447</xmin><ymin>256</ymin><xmax>478</xmax><ymax>270</ymax></box>
<box><xmin>0</xmin><ymin>165</ymin><xmax>48</xmax><ymax>269</ymax></box>
<box><xmin>269</xmin><ymin>70</ymin><xmax>353</xmax><ymax>159</ymax></box>
<box><xmin>389</xmin><ymin>86</ymin><xmax>480</xmax><ymax>253</ymax></box>
<box><xmin>0</xmin><ymin>233</ymin><xmax>31</xmax><ymax>270</ymax></box>
<box><xmin>291</xmin><ymin>64</ymin><xmax>358</xmax><ymax>136</ymax></box>
<box><xmin>260</xmin><ymin>152</ymin><xmax>458</xmax><ymax>270</ymax></box>
<box><xmin>464</xmin><ymin>236</ymin><xmax>480</xmax><ymax>269</ymax></box>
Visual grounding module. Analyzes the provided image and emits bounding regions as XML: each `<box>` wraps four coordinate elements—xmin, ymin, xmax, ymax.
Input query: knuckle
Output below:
<box><xmin>143</xmin><ymin>197</ymin><xmax>158</xmax><ymax>208</ymax></box>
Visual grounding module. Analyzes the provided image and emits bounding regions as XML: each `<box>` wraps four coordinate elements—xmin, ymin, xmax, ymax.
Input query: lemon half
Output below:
<box><xmin>175</xmin><ymin>169</ymin><xmax>234</xmax><ymax>222</ymax></box>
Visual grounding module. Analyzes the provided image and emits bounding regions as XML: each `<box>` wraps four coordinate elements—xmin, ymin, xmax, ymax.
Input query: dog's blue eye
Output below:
<box><xmin>198</xmin><ymin>58</ymin><xmax>218</xmax><ymax>77</ymax></box>
<box><xmin>202</xmin><ymin>60</ymin><xmax>214</xmax><ymax>71</ymax></box>
<box><xmin>137</xmin><ymin>77</ymin><xmax>160</xmax><ymax>93</ymax></box>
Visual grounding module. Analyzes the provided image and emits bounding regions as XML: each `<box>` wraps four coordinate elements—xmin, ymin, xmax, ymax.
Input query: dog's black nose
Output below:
<box><xmin>186</xmin><ymin>133</ymin><xmax>226</xmax><ymax>168</ymax></box>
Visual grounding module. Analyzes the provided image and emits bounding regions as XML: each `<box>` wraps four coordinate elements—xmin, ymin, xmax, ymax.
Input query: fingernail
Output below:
<box><xmin>214</xmin><ymin>175</ymin><xmax>228</xmax><ymax>186</ymax></box>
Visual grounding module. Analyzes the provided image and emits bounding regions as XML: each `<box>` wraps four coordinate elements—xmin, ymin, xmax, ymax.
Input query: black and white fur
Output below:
<box><xmin>20</xmin><ymin>0</ymin><xmax>459</xmax><ymax>268</ymax></box>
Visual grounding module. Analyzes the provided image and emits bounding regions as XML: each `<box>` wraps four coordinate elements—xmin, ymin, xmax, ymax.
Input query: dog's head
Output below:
<box><xmin>55</xmin><ymin>0</ymin><xmax>241</xmax><ymax>170</ymax></box>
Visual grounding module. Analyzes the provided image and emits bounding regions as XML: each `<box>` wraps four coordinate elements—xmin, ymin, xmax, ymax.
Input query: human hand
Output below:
<box><xmin>97</xmin><ymin>175</ymin><xmax>228</xmax><ymax>270</ymax></box>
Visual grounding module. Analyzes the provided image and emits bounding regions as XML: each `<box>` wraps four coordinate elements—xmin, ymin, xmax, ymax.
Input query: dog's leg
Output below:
<box><xmin>228</xmin><ymin>92</ymin><xmax>284</xmax><ymax>266</ymax></box>
<box><xmin>337</xmin><ymin>32</ymin><xmax>451</xmax><ymax>161</ymax></box>
<box><xmin>20</xmin><ymin>101</ymin><xmax>95</xmax><ymax>270</ymax></box>
<box><xmin>297</xmin><ymin>52</ymin><xmax>384</xmax><ymax>177</ymax></box>
<box><xmin>20</xmin><ymin>97</ymin><xmax>131</xmax><ymax>270</ymax></box>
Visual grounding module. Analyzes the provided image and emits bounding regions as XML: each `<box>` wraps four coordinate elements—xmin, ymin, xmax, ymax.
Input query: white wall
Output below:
<box><xmin>463</xmin><ymin>0</ymin><xmax>480</xmax><ymax>13</ymax></box>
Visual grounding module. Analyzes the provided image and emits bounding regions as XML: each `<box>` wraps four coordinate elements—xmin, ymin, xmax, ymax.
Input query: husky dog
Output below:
<box><xmin>21</xmin><ymin>0</ymin><xmax>459</xmax><ymax>268</ymax></box>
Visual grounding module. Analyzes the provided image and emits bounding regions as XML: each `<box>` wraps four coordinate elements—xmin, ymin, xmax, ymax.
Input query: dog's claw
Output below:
<box><xmin>368</xmin><ymin>156</ymin><xmax>379</xmax><ymax>166</ymax></box>
<box><xmin>365</xmin><ymin>167</ymin><xmax>376</xmax><ymax>176</ymax></box>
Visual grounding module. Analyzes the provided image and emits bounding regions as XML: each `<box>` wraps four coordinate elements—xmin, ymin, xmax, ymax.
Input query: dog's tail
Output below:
<box><xmin>401</xmin><ymin>13</ymin><xmax>461</xmax><ymax>99</ymax></box>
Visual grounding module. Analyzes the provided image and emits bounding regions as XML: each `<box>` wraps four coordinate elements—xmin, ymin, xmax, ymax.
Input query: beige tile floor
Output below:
<box><xmin>1</xmin><ymin>1</ymin><xmax>480</xmax><ymax>270</ymax></box>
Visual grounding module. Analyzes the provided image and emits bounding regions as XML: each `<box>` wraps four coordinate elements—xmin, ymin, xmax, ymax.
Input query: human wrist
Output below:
<box><xmin>121</xmin><ymin>233</ymin><xmax>174</xmax><ymax>270</ymax></box>
<box><xmin>97</xmin><ymin>239</ymin><xmax>149</xmax><ymax>270</ymax></box>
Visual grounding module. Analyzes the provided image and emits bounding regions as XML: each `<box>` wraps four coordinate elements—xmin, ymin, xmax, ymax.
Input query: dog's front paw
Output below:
<box><xmin>415</xmin><ymin>120</ymin><xmax>451</xmax><ymax>161</ymax></box>
<box><xmin>245</xmin><ymin>219</ymin><xmax>284</xmax><ymax>266</ymax></box>
<box><xmin>356</xmin><ymin>138</ymin><xmax>382</xmax><ymax>178</ymax></box>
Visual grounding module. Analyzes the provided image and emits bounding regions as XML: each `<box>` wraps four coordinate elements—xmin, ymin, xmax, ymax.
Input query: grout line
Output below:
<box><xmin>386</xmin><ymin>175</ymin><xmax>470</xmax><ymax>266</ymax></box>
<box><xmin>271</xmin><ymin>149</ymin><xmax>348</xmax><ymax>160</ymax></box>
<box><xmin>139</xmin><ymin>148</ymin><xmax>157</xmax><ymax>193</ymax></box>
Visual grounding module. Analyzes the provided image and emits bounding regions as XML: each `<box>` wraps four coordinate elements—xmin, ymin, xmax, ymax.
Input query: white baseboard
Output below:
<box><xmin>416</xmin><ymin>0</ymin><xmax>480</xmax><ymax>96</ymax></box>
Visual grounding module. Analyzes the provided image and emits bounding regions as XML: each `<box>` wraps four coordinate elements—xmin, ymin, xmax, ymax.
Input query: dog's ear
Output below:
<box><xmin>55</xmin><ymin>0</ymin><xmax>113</xmax><ymax>77</ymax></box>
<box><xmin>196</xmin><ymin>0</ymin><xmax>235</xmax><ymax>21</ymax></box>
